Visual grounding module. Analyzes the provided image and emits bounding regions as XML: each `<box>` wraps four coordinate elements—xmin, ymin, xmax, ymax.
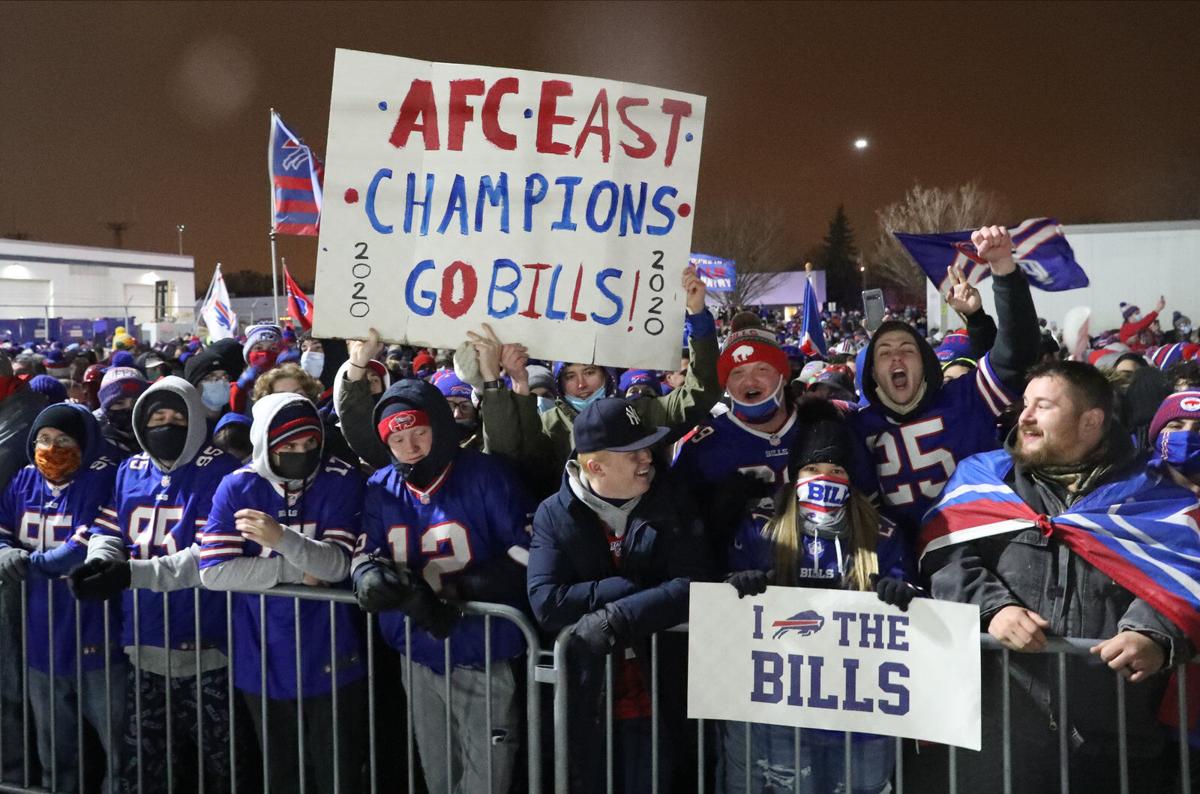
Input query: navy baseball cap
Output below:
<box><xmin>574</xmin><ymin>397</ymin><xmax>669</xmax><ymax>454</ymax></box>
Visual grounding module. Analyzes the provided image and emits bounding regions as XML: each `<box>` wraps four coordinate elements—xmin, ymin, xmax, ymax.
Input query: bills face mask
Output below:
<box><xmin>794</xmin><ymin>474</ymin><xmax>851</xmax><ymax>530</ymax></box>
<box><xmin>1157</xmin><ymin>430</ymin><xmax>1200</xmax><ymax>475</ymax></box>
<box><xmin>731</xmin><ymin>376</ymin><xmax>784</xmax><ymax>424</ymax></box>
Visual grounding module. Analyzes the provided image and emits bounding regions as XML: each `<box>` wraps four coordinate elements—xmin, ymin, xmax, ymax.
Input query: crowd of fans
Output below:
<box><xmin>0</xmin><ymin>225</ymin><xmax>1197</xmax><ymax>793</ymax></box>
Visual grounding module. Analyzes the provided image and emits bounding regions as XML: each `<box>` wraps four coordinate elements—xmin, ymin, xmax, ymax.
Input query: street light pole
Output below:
<box><xmin>176</xmin><ymin>224</ymin><xmax>185</xmax><ymax>256</ymax></box>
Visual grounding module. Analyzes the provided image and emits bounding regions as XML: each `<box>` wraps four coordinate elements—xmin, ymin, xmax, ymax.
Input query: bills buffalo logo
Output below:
<box><xmin>1180</xmin><ymin>396</ymin><xmax>1200</xmax><ymax>412</ymax></box>
<box><xmin>731</xmin><ymin>344</ymin><xmax>756</xmax><ymax>363</ymax></box>
<box><xmin>771</xmin><ymin>610</ymin><xmax>825</xmax><ymax>639</ymax></box>
<box><xmin>386</xmin><ymin>413</ymin><xmax>418</xmax><ymax>433</ymax></box>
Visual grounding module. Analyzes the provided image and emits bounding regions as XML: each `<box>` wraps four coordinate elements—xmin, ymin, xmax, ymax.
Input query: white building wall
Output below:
<box><xmin>0</xmin><ymin>239</ymin><xmax>196</xmax><ymax>325</ymax></box>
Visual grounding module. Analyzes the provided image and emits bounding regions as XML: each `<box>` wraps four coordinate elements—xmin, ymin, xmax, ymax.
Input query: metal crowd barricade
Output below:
<box><xmin>0</xmin><ymin>580</ymin><xmax>543</xmax><ymax>794</ymax></box>
<box><xmin>544</xmin><ymin>625</ymin><xmax>1196</xmax><ymax>794</ymax></box>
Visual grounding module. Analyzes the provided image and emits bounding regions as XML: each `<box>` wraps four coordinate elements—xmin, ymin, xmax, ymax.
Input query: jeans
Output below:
<box><xmin>720</xmin><ymin>722</ymin><xmax>895</xmax><ymax>794</ymax></box>
<box><xmin>28</xmin><ymin>663</ymin><xmax>128</xmax><ymax>794</ymax></box>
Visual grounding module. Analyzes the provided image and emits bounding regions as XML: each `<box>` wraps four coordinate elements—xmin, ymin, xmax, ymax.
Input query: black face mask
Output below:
<box><xmin>272</xmin><ymin>449</ymin><xmax>321</xmax><ymax>481</ymax></box>
<box><xmin>143</xmin><ymin>424</ymin><xmax>189</xmax><ymax>462</ymax></box>
<box><xmin>107</xmin><ymin>408</ymin><xmax>133</xmax><ymax>432</ymax></box>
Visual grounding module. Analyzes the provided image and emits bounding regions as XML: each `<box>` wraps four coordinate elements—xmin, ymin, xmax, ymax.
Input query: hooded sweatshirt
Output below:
<box><xmin>198</xmin><ymin>393</ymin><xmax>366</xmax><ymax>698</ymax></box>
<box><xmin>87</xmin><ymin>376</ymin><xmax>241</xmax><ymax>676</ymax></box>
<box><xmin>0</xmin><ymin>404</ymin><xmax>122</xmax><ymax>674</ymax></box>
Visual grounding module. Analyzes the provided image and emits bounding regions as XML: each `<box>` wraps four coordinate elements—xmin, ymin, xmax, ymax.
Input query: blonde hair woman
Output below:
<box><xmin>721</xmin><ymin>399</ymin><xmax>916</xmax><ymax>794</ymax></box>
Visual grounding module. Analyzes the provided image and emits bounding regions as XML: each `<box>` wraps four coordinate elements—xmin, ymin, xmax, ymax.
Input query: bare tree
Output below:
<box><xmin>866</xmin><ymin>181</ymin><xmax>1008</xmax><ymax>293</ymax></box>
<box><xmin>690</xmin><ymin>204</ymin><xmax>790</xmax><ymax>308</ymax></box>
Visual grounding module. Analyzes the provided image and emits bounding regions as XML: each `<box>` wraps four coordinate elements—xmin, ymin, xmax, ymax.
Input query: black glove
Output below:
<box><xmin>569</xmin><ymin>605</ymin><xmax>630</xmax><ymax>655</ymax></box>
<box><xmin>0</xmin><ymin>548</ymin><xmax>30</xmax><ymax>586</ymax></box>
<box><xmin>352</xmin><ymin>563</ymin><xmax>411</xmax><ymax>612</ymax></box>
<box><xmin>725</xmin><ymin>569</ymin><xmax>770</xmax><ymax>599</ymax></box>
<box><xmin>68</xmin><ymin>559</ymin><xmax>131</xmax><ymax>601</ymax></box>
<box><xmin>394</xmin><ymin>572</ymin><xmax>462</xmax><ymax>640</ymax></box>
<box><xmin>871</xmin><ymin>574</ymin><xmax>917</xmax><ymax>611</ymax></box>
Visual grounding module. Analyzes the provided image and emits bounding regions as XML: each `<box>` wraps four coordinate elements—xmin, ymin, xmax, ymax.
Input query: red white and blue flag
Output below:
<box><xmin>269</xmin><ymin>112</ymin><xmax>324</xmax><ymax>237</ymax></box>
<box><xmin>895</xmin><ymin>218</ymin><xmax>1089</xmax><ymax>294</ymax></box>
<box><xmin>920</xmin><ymin>450</ymin><xmax>1200</xmax><ymax>647</ymax></box>
<box><xmin>199</xmin><ymin>264</ymin><xmax>238</xmax><ymax>341</ymax></box>
<box><xmin>283</xmin><ymin>265</ymin><xmax>314</xmax><ymax>331</ymax></box>
<box><xmin>798</xmin><ymin>272</ymin><xmax>827</xmax><ymax>358</ymax></box>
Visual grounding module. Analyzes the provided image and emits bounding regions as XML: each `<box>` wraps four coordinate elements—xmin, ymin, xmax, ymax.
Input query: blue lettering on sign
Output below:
<box><xmin>436</xmin><ymin>174</ymin><xmax>470</xmax><ymax>235</ymax></box>
<box><xmin>590</xmin><ymin>268</ymin><xmax>624</xmax><ymax>325</ymax></box>
<box><xmin>366</xmin><ymin>168</ymin><xmax>394</xmax><ymax>234</ymax></box>
<box><xmin>524</xmin><ymin>173</ymin><xmax>549</xmax><ymax>232</ymax></box>
<box><xmin>878</xmin><ymin>662</ymin><xmax>910</xmax><ymax>715</ymax></box>
<box><xmin>405</xmin><ymin>259</ymin><xmax>437</xmax><ymax>316</ymax></box>
<box><xmin>475</xmin><ymin>174</ymin><xmax>509</xmax><ymax>233</ymax></box>
<box><xmin>751</xmin><ymin>650</ymin><xmax>783</xmax><ymax>704</ymax></box>
<box><xmin>487</xmin><ymin>259</ymin><xmax>522</xmax><ymax>319</ymax></box>
<box><xmin>404</xmin><ymin>172</ymin><xmax>436</xmax><ymax>236</ymax></box>
<box><xmin>543</xmin><ymin>264</ymin><xmax>567</xmax><ymax>321</ymax></box>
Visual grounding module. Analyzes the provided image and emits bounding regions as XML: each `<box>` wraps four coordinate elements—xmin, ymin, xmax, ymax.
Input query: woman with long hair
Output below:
<box><xmin>721</xmin><ymin>399</ymin><xmax>917</xmax><ymax>794</ymax></box>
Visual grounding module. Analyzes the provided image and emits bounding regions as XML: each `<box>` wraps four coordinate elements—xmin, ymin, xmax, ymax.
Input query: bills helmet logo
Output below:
<box><xmin>771</xmin><ymin>610</ymin><xmax>825</xmax><ymax>639</ymax></box>
<box><xmin>1180</xmin><ymin>396</ymin><xmax>1200</xmax><ymax>412</ymax></box>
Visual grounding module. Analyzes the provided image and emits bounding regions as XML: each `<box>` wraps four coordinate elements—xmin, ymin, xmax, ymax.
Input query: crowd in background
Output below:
<box><xmin>0</xmin><ymin>227</ymin><xmax>1198</xmax><ymax>793</ymax></box>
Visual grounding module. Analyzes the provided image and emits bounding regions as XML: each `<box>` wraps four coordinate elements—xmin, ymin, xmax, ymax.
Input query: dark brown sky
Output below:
<box><xmin>3</xmin><ymin>1</ymin><xmax>1199</xmax><ymax>292</ymax></box>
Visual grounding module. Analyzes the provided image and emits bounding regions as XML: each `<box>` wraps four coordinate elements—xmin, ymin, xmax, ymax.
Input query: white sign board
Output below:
<box><xmin>314</xmin><ymin>49</ymin><xmax>707</xmax><ymax>369</ymax></box>
<box><xmin>687</xmin><ymin>583</ymin><xmax>981</xmax><ymax>750</ymax></box>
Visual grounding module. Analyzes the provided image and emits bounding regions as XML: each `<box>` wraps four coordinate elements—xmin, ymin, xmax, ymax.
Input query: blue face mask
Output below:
<box><xmin>564</xmin><ymin>388</ymin><xmax>606</xmax><ymax>413</ymax></box>
<box><xmin>731</xmin><ymin>377</ymin><xmax>785</xmax><ymax>424</ymax></box>
<box><xmin>1157</xmin><ymin>430</ymin><xmax>1200</xmax><ymax>475</ymax></box>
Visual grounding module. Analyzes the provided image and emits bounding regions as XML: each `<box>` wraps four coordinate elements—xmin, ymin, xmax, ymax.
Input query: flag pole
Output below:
<box><xmin>268</xmin><ymin>106</ymin><xmax>281</xmax><ymax>323</ymax></box>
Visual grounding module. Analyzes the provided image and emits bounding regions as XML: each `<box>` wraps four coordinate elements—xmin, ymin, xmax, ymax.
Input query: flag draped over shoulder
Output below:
<box><xmin>798</xmin><ymin>273</ymin><xmax>827</xmax><ymax>357</ymax></box>
<box><xmin>921</xmin><ymin>450</ymin><xmax>1200</xmax><ymax>648</ymax></box>
<box><xmin>269</xmin><ymin>112</ymin><xmax>324</xmax><ymax>236</ymax></box>
<box><xmin>895</xmin><ymin>218</ymin><xmax>1089</xmax><ymax>294</ymax></box>
<box><xmin>199</xmin><ymin>264</ymin><xmax>238</xmax><ymax>341</ymax></box>
<box><xmin>283</xmin><ymin>265</ymin><xmax>314</xmax><ymax>330</ymax></box>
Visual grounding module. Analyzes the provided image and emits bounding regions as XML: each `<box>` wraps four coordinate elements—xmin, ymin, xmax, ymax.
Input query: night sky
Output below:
<box><xmin>3</xmin><ymin>1</ymin><xmax>1198</xmax><ymax>292</ymax></box>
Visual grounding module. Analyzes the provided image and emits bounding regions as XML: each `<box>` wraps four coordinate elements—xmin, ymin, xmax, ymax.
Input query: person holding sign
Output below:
<box><xmin>527</xmin><ymin>397</ymin><xmax>711</xmax><ymax>793</ymax></box>
<box><xmin>922</xmin><ymin>361</ymin><xmax>1200</xmax><ymax>793</ymax></box>
<box><xmin>469</xmin><ymin>264</ymin><xmax>720</xmax><ymax>498</ymax></box>
<box><xmin>720</xmin><ymin>399</ymin><xmax>915</xmax><ymax>794</ymax></box>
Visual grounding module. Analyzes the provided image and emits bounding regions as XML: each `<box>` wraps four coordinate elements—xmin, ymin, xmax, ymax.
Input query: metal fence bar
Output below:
<box><xmin>132</xmin><ymin>590</ymin><xmax>143</xmax><ymax>794</ymax></box>
<box><xmin>193</xmin><ymin>590</ymin><xmax>204</xmax><ymax>794</ymax></box>
<box><xmin>892</xmin><ymin>737</ymin><xmax>901</xmax><ymax>794</ymax></box>
<box><xmin>1178</xmin><ymin>664</ymin><xmax>1191</xmax><ymax>794</ymax></box>
<box><xmin>604</xmin><ymin>654</ymin><xmax>613</xmax><ymax>794</ymax></box>
<box><xmin>1057</xmin><ymin>652</ymin><xmax>1068</xmax><ymax>794</ymax></box>
<box><xmin>697</xmin><ymin>718</ymin><xmax>706</xmax><ymax>794</ymax></box>
<box><xmin>366</xmin><ymin>612</ymin><xmax>378</xmax><ymax>794</ymax></box>
<box><xmin>258</xmin><ymin>592</ymin><xmax>269</xmax><ymax>794</ymax></box>
<box><xmin>74</xmin><ymin>599</ymin><xmax>83</xmax><ymax>793</ymax></box>
<box><xmin>1002</xmin><ymin>648</ymin><xmax>1012</xmax><ymax>794</ymax></box>
<box><xmin>843</xmin><ymin>729</ymin><xmax>852</xmax><ymax>792</ymax></box>
<box><xmin>104</xmin><ymin>602</ymin><xmax>113</xmax><ymax>794</ymax></box>
<box><xmin>651</xmin><ymin>632</ymin><xmax>659</xmax><ymax>794</ymax></box>
<box><xmin>552</xmin><ymin>626</ymin><xmax>570</xmax><ymax>794</ymax></box>
<box><xmin>405</xmin><ymin>618</ymin><xmax>415</xmax><ymax>794</ymax></box>
<box><xmin>443</xmin><ymin>635</ymin><xmax>452</xmax><ymax>794</ymax></box>
<box><xmin>20</xmin><ymin>581</ymin><xmax>29</xmax><ymax>789</ymax></box>
<box><xmin>1116</xmin><ymin>674</ymin><xmax>1128</xmax><ymax>794</ymax></box>
<box><xmin>226</xmin><ymin>590</ymin><xmax>237</xmax><ymax>794</ymax></box>
<box><xmin>329</xmin><ymin>599</ymin><xmax>340</xmax><ymax>794</ymax></box>
<box><xmin>294</xmin><ymin>596</ymin><xmax>306</xmax><ymax>794</ymax></box>
<box><xmin>484</xmin><ymin>614</ymin><xmax>494</xmax><ymax>794</ymax></box>
<box><xmin>46</xmin><ymin>582</ymin><xmax>55</xmax><ymax>792</ymax></box>
<box><xmin>163</xmin><ymin>591</ymin><xmax>173</xmax><ymax>794</ymax></box>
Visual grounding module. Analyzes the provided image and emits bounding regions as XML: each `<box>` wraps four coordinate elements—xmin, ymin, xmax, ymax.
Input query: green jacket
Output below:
<box><xmin>482</xmin><ymin>311</ymin><xmax>722</xmax><ymax>498</ymax></box>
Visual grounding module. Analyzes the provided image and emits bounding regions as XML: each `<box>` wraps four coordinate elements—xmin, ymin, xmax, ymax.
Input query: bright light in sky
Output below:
<box><xmin>854</xmin><ymin>138</ymin><xmax>869</xmax><ymax>150</ymax></box>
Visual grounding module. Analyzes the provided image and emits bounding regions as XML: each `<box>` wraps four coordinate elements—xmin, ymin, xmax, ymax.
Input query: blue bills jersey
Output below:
<box><xmin>672</xmin><ymin>408</ymin><xmax>800</xmax><ymax>494</ymax></box>
<box><xmin>0</xmin><ymin>458</ymin><xmax>122</xmax><ymax>674</ymax></box>
<box><xmin>199</xmin><ymin>457</ymin><xmax>366</xmax><ymax>698</ymax></box>
<box><xmin>354</xmin><ymin>449</ymin><xmax>533</xmax><ymax>674</ymax></box>
<box><xmin>729</xmin><ymin>510</ymin><xmax>911</xmax><ymax>586</ymax></box>
<box><xmin>847</xmin><ymin>354</ymin><xmax>1016</xmax><ymax>538</ymax></box>
<box><xmin>92</xmin><ymin>445</ymin><xmax>239</xmax><ymax>650</ymax></box>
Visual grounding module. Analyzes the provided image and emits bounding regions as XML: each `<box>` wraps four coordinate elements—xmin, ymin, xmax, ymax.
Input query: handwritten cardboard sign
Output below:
<box><xmin>313</xmin><ymin>49</ymin><xmax>707</xmax><ymax>369</ymax></box>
